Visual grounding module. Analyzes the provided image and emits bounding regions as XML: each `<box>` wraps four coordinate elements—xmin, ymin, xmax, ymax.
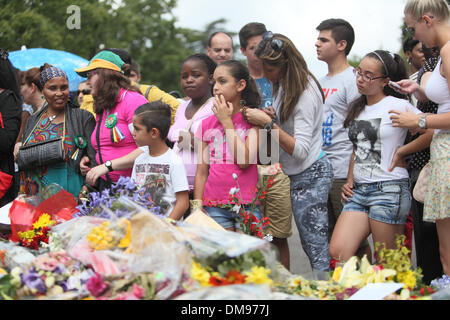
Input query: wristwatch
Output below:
<box><xmin>263</xmin><ymin>119</ymin><xmax>275</xmax><ymax>133</ymax></box>
<box><xmin>105</xmin><ymin>160</ymin><xmax>113</xmax><ymax>172</ymax></box>
<box><xmin>418</xmin><ymin>114</ymin><xmax>427</xmax><ymax>129</ymax></box>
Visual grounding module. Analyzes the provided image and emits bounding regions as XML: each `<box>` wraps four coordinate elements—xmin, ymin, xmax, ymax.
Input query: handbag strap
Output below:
<box><xmin>23</xmin><ymin>109</ymin><xmax>66</xmax><ymax>147</ymax></box>
<box><xmin>96</xmin><ymin>112</ymin><xmax>112</xmax><ymax>184</ymax></box>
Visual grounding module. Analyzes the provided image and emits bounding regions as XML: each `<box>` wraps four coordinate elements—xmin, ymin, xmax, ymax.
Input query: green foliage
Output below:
<box><xmin>0</xmin><ymin>0</ymin><xmax>226</xmax><ymax>93</ymax></box>
<box><xmin>196</xmin><ymin>250</ymin><xmax>266</xmax><ymax>277</ymax></box>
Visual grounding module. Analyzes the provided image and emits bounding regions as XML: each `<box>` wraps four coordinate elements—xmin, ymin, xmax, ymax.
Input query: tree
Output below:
<box><xmin>0</xmin><ymin>0</ymin><xmax>208</xmax><ymax>92</ymax></box>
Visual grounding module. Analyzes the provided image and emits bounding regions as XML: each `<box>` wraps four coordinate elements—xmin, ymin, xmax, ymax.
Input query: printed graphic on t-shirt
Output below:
<box><xmin>134</xmin><ymin>164</ymin><xmax>171</xmax><ymax>215</ymax></box>
<box><xmin>322</xmin><ymin>112</ymin><xmax>334</xmax><ymax>147</ymax></box>
<box><xmin>349</xmin><ymin>119</ymin><xmax>382</xmax><ymax>179</ymax></box>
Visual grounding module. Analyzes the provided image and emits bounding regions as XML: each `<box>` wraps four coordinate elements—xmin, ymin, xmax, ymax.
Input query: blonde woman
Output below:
<box><xmin>390</xmin><ymin>0</ymin><xmax>450</xmax><ymax>284</ymax></box>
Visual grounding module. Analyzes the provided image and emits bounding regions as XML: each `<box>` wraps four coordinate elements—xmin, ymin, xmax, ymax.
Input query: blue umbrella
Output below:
<box><xmin>9</xmin><ymin>48</ymin><xmax>89</xmax><ymax>92</ymax></box>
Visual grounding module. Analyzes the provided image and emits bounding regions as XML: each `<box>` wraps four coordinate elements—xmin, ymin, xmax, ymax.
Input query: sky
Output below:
<box><xmin>172</xmin><ymin>0</ymin><xmax>408</xmax><ymax>78</ymax></box>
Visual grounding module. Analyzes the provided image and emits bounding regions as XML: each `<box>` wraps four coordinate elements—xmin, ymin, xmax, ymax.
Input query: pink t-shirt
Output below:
<box><xmin>195</xmin><ymin>112</ymin><xmax>258</xmax><ymax>205</ymax></box>
<box><xmin>167</xmin><ymin>98</ymin><xmax>214</xmax><ymax>190</ymax></box>
<box><xmin>91</xmin><ymin>88</ymin><xmax>148</xmax><ymax>182</ymax></box>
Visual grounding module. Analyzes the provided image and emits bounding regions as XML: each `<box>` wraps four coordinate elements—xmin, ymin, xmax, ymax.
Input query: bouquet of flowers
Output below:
<box><xmin>204</xmin><ymin>173</ymin><xmax>272</xmax><ymax>239</ymax></box>
<box><xmin>190</xmin><ymin>249</ymin><xmax>274</xmax><ymax>288</ymax></box>
<box><xmin>76</xmin><ymin>177</ymin><xmax>162</xmax><ymax>219</ymax></box>
<box><xmin>0</xmin><ymin>250</ymin><xmax>94</xmax><ymax>300</ymax></box>
<box><xmin>17</xmin><ymin>213</ymin><xmax>56</xmax><ymax>251</ymax></box>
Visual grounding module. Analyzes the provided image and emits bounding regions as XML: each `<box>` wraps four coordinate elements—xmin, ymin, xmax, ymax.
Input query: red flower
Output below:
<box><xmin>225</xmin><ymin>270</ymin><xmax>247</xmax><ymax>284</ymax></box>
<box><xmin>330</xmin><ymin>258</ymin><xmax>342</xmax><ymax>270</ymax></box>
<box><xmin>209</xmin><ymin>276</ymin><xmax>228</xmax><ymax>286</ymax></box>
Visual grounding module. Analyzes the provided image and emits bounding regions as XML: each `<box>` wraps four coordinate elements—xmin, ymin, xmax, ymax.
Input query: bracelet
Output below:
<box><xmin>190</xmin><ymin>199</ymin><xmax>203</xmax><ymax>212</ymax></box>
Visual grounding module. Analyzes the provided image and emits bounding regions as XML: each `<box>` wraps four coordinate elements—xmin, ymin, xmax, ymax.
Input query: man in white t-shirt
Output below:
<box><xmin>315</xmin><ymin>19</ymin><xmax>370</xmax><ymax>257</ymax></box>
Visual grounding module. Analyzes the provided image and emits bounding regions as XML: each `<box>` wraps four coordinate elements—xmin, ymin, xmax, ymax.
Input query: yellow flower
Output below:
<box><xmin>397</xmin><ymin>270</ymin><xmax>417</xmax><ymax>289</ymax></box>
<box><xmin>118</xmin><ymin>219</ymin><xmax>131</xmax><ymax>248</ymax></box>
<box><xmin>0</xmin><ymin>268</ymin><xmax>6</xmax><ymax>275</ymax></box>
<box><xmin>332</xmin><ymin>267</ymin><xmax>342</xmax><ymax>283</ymax></box>
<box><xmin>190</xmin><ymin>262</ymin><xmax>212</xmax><ymax>287</ymax></box>
<box><xmin>32</xmin><ymin>213</ymin><xmax>56</xmax><ymax>230</ymax></box>
<box><xmin>244</xmin><ymin>266</ymin><xmax>273</xmax><ymax>287</ymax></box>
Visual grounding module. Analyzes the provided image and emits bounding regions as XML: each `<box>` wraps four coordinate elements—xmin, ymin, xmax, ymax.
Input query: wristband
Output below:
<box><xmin>190</xmin><ymin>199</ymin><xmax>203</xmax><ymax>212</ymax></box>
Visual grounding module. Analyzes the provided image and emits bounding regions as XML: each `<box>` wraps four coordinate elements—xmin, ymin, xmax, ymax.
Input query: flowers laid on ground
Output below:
<box><xmin>17</xmin><ymin>213</ymin><xmax>56</xmax><ymax>250</ymax></box>
<box><xmin>75</xmin><ymin>177</ymin><xmax>161</xmax><ymax>219</ymax></box>
<box><xmin>190</xmin><ymin>249</ymin><xmax>274</xmax><ymax>288</ymax></box>
<box><xmin>375</xmin><ymin>235</ymin><xmax>434</xmax><ymax>299</ymax></box>
<box><xmin>0</xmin><ymin>250</ymin><xmax>94</xmax><ymax>299</ymax></box>
<box><xmin>85</xmin><ymin>272</ymin><xmax>156</xmax><ymax>300</ymax></box>
<box><xmin>86</xmin><ymin>218</ymin><xmax>131</xmax><ymax>251</ymax></box>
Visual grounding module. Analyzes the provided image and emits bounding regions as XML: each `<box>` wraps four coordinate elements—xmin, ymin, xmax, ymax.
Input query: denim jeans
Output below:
<box><xmin>342</xmin><ymin>178</ymin><xmax>411</xmax><ymax>225</ymax></box>
<box><xmin>289</xmin><ymin>156</ymin><xmax>333</xmax><ymax>271</ymax></box>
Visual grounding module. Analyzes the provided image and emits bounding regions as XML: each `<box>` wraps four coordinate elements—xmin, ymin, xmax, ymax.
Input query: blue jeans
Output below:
<box><xmin>342</xmin><ymin>178</ymin><xmax>411</xmax><ymax>225</ymax></box>
<box><xmin>205</xmin><ymin>205</ymin><xmax>262</xmax><ymax>230</ymax></box>
<box><xmin>289</xmin><ymin>156</ymin><xmax>333</xmax><ymax>271</ymax></box>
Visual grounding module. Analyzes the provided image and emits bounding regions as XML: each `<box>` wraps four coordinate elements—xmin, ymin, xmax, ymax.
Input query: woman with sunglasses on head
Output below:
<box><xmin>243</xmin><ymin>32</ymin><xmax>333</xmax><ymax>278</ymax></box>
<box><xmin>389</xmin><ymin>0</ymin><xmax>450</xmax><ymax>285</ymax></box>
<box><xmin>76</xmin><ymin>51</ymin><xmax>148</xmax><ymax>190</ymax></box>
<box><xmin>18</xmin><ymin>64</ymin><xmax>97</xmax><ymax>199</ymax></box>
<box><xmin>328</xmin><ymin>50</ymin><xmax>433</xmax><ymax>263</ymax></box>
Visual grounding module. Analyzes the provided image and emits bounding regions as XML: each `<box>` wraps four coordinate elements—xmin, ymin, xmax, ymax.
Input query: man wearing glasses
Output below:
<box><xmin>315</xmin><ymin>18</ymin><xmax>371</xmax><ymax>259</ymax></box>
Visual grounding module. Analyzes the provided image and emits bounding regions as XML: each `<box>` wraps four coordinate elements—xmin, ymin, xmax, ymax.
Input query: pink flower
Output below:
<box><xmin>130</xmin><ymin>284</ymin><xmax>145</xmax><ymax>299</ymax></box>
<box><xmin>86</xmin><ymin>272</ymin><xmax>109</xmax><ymax>297</ymax></box>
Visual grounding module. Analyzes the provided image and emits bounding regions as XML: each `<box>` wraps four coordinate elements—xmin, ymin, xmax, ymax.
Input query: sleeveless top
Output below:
<box><xmin>425</xmin><ymin>57</ymin><xmax>450</xmax><ymax>133</ymax></box>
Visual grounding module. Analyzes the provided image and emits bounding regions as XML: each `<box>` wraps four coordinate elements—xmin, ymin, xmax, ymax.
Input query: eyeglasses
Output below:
<box><xmin>353</xmin><ymin>68</ymin><xmax>387</xmax><ymax>83</ymax></box>
<box><xmin>404</xmin><ymin>15</ymin><xmax>434</xmax><ymax>37</ymax></box>
<box><xmin>262</xmin><ymin>31</ymin><xmax>284</xmax><ymax>52</ymax></box>
<box><xmin>76</xmin><ymin>89</ymin><xmax>91</xmax><ymax>95</ymax></box>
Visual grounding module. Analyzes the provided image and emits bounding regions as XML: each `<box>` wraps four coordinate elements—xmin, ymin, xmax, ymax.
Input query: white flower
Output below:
<box><xmin>263</xmin><ymin>234</ymin><xmax>273</xmax><ymax>242</ymax></box>
<box><xmin>232</xmin><ymin>204</ymin><xmax>241</xmax><ymax>214</ymax></box>
<box><xmin>232</xmin><ymin>173</ymin><xmax>238</xmax><ymax>180</ymax></box>
<box><xmin>229</xmin><ymin>187</ymin><xmax>238</xmax><ymax>195</ymax></box>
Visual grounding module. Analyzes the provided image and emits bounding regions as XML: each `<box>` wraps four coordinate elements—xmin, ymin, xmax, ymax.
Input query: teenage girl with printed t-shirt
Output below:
<box><xmin>389</xmin><ymin>0</ymin><xmax>450</xmax><ymax>284</ymax></box>
<box><xmin>193</xmin><ymin>60</ymin><xmax>262</xmax><ymax>232</ymax></box>
<box><xmin>167</xmin><ymin>54</ymin><xmax>216</xmax><ymax>193</ymax></box>
<box><xmin>329</xmin><ymin>50</ymin><xmax>433</xmax><ymax>262</ymax></box>
<box><xmin>76</xmin><ymin>51</ymin><xmax>148</xmax><ymax>189</ymax></box>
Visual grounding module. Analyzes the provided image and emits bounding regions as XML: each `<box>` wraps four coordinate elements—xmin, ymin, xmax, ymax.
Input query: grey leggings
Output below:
<box><xmin>289</xmin><ymin>156</ymin><xmax>333</xmax><ymax>271</ymax></box>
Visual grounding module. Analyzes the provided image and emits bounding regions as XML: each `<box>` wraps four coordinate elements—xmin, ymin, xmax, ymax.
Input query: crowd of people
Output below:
<box><xmin>0</xmin><ymin>0</ymin><xmax>448</xmax><ymax>287</ymax></box>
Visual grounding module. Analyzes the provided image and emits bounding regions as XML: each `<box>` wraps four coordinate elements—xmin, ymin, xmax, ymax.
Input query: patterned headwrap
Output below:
<box><xmin>39</xmin><ymin>67</ymin><xmax>69</xmax><ymax>88</ymax></box>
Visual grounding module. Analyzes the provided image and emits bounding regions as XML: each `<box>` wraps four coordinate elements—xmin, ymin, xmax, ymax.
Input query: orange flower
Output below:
<box><xmin>225</xmin><ymin>270</ymin><xmax>247</xmax><ymax>284</ymax></box>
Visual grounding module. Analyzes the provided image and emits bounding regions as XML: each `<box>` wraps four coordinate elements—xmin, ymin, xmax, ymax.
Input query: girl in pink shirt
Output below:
<box><xmin>168</xmin><ymin>54</ymin><xmax>216</xmax><ymax>191</ymax></box>
<box><xmin>194</xmin><ymin>60</ymin><xmax>262</xmax><ymax>232</ymax></box>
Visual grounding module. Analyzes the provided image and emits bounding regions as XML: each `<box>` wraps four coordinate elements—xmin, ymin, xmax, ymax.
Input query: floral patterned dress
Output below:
<box><xmin>19</xmin><ymin>117</ymin><xmax>84</xmax><ymax>198</ymax></box>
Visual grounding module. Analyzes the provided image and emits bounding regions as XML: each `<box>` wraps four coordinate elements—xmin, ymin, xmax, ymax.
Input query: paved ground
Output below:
<box><xmin>286</xmin><ymin>216</ymin><xmax>416</xmax><ymax>278</ymax></box>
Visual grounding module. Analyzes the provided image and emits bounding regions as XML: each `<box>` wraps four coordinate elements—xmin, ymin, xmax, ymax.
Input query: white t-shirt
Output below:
<box><xmin>320</xmin><ymin>67</ymin><xmax>360</xmax><ymax>179</ymax></box>
<box><xmin>349</xmin><ymin>96</ymin><xmax>421</xmax><ymax>183</ymax></box>
<box><xmin>131</xmin><ymin>148</ymin><xmax>189</xmax><ymax>216</ymax></box>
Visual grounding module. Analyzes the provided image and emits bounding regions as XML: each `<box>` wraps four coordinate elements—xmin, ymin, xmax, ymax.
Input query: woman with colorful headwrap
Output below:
<box><xmin>18</xmin><ymin>64</ymin><xmax>97</xmax><ymax>198</ymax></box>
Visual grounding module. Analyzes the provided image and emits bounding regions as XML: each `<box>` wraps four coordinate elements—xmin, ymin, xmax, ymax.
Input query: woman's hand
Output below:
<box><xmin>80</xmin><ymin>156</ymin><xmax>91</xmax><ymax>176</ymax></box>
<box><xmin>85</xmin><ymin>164</ymin><xmax>108</xmax><ymax>186</ymax></box>
<box><xmin>242</xmin><ymin>107</ymin><xmax>272</xmax><ymax>127</ymax></box>
<box><xmin>13</xmin><ymin>142</ymin><xmax>22</xmax><ymax>162</ymax></box>
<box><xmin>388</xmin><ymin>147</ymin><xmax>407</xmax><ymax>172</ymax></box>
<box><xmin>389</xmin><ymin>107</ymin><xmax>420</xmax><ymax>129</ymax></box>
<box><xmin>341</xmin><ymin>181</ymin><xmax>354</xmax><ymax>203</ymax></box>
<box><xmin>212</xmin><ymin>94</ymin><xmax>233</xmax><ymax>127</ymax></box>
<box><xmin>389</xmin><ymin>79</ymin><xmax>420</xmax><ymax>95</ymax></box>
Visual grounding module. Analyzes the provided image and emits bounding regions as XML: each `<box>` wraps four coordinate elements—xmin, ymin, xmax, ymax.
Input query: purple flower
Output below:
<box><xmin>21</xmin><ymin>269</ymin><xmax>46</xmax><ymax>294</ymax></box>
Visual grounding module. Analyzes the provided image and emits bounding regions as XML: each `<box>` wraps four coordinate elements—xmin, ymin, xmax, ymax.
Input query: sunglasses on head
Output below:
<box><xmin>262</xmin><ymin>31</ymin><xmax>284</xmax><ymax>52</ymax></box>
<box><xmin>76</xmin><ymin>89</ymin><xmax>91</xmax><ymax>95</ymax></box>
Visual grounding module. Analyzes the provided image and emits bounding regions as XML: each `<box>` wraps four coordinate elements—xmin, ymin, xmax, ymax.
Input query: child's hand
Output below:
<box><xmin>341</xmin><ymin>181</ymin><xmax>354</xmax><ymax>203</ymax></box>
<box><xmin>212</xmin><ymin>94</ymin><xmax>233</xmax><ymax>127</ymax></box>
